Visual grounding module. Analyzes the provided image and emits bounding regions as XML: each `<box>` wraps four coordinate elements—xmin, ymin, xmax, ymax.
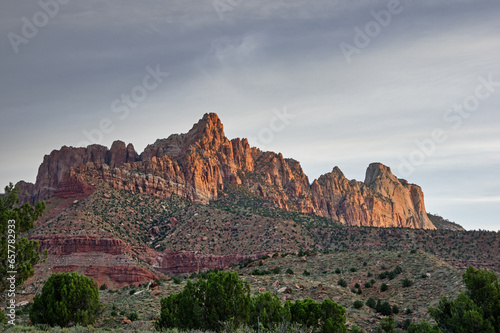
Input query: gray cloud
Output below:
<box><xmin>1</xmin><ymin>0</ymin><xmax>499</xmax><ymax>230</ymax></box>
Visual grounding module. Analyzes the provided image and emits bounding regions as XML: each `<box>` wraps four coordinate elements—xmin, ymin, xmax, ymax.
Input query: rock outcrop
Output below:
<box><xmin>29</xmin><ymin>235</ymin><xmax>160</xmax><ymax>288</ymax></box>
<box><xmin>157</xmin><ymin>252</ymin><xmax>262</xmax><ymax>275</ymax></box>
<box><xmin>17</xmin><ymin>113</ymin><xmax>436</xmax><ymax>229</ymax></box>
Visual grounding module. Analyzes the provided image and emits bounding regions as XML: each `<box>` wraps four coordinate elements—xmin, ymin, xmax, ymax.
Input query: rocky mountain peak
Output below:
<box><xmin>185</xmin><ymin>112</ymin><xmax>226</xmax><ymax>151</ymax></box>
<box><xmin>364</xmin><ymin>162</ymin><xmax>395</xmax><ymax>186</ymax></box>
<box><xmin>17</xmin><ymin>113</ymin><xmax>440</xmax><ymax>230</ymax></box>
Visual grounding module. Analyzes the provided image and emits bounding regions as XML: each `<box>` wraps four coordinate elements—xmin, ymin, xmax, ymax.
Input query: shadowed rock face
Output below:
<box><xmin>16</xmin><ymin>113</ymin><xmax>435</xmax><ymax>230</ymax></box>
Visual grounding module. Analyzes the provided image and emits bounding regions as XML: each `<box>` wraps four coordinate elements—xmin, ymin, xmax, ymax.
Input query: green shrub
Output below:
<box><xmin>337</xmin><ymin>279</ymin><xmax>348</xmax><ymax>288</ymax></box>
<box><xmin>303</xmin><ymin>270</ymin><xmax>311</xmax><ymax>276</ymax></box>
<box><xmin>353</xmin><ymin>300</ymin><xmax>364</xmax><ymax>309</ymax></box>
<box><xmin>402</xmin><ymin>278</ymin><xmax>413</xmax><ymax>288</ymax></box>
<box><xmin>366</xmin><ymin>298</ymin><xmax>376</xmax><ymax>309</ymax></box>
<box><xmin>128</xmin><ymin>312</ymin><xmax>139</xmax><ymax>321</ymax></box>
<box><xmin>376</xmin><ymin>300</ymin><xmax>392</xmax><ymax>316</ymax></box>
<box><xmin>156</xmin><ymin>271</ymin><xmax>251</xmax><ymax>331</ymax></box>
<box><xmin>156</xmin><ymin>271</ymin><xmax>348</xmax><ymax>332</ymax></box>
<box><xmin>30</xmin><ymin>272</ymin><xmax>101</xmax><ymax>327</ymax></box>
<box><xmin>249</xmin><ymin>292</ymin><xmax>290</xmax><ymax>330</ymax></box>
<box><xmin>429</xmin><ymin>266</ymin><xmax>500</xmax><ymax>333</ymax></box>
<box><xmin>380</xmin><ymin>283</ymin><xmax>388</xmax><ymax>292</ymax></box>
<box><xmin>285</xmin><ymin>268</ymin><xmax>294</xmax><ymax>275</ymax></box>
<box><xmin>290</xmin><ymin>298</ymin><xmax>346</xmax><ymax>332</ymax></box>
<box><xmin>99</xmin><ymin>284</ymin><xmax>108</xmax><ymax>290</ymax></box>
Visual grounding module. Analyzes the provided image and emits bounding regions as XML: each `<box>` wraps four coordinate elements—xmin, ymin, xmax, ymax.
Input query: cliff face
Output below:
<box><xmin>17</xmin><ymin>113</ymin><xmax>435</xmax><ymax>229</ymax></box>
<box><xmin>20</xmin><ymin>140</ymin><xmax>138</xmax><ymax>204</ymax></box>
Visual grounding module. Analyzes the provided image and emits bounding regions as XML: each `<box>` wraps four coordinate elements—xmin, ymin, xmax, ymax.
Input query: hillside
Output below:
<box><xmin>13</xmin><ymin>249</ymin><xmax>465</xmax><ymax>332</ymax></box>
<box><xmin>17</xmin><ymin>178</ymin><xmax>498</xmax><ymax>297</ymax></box>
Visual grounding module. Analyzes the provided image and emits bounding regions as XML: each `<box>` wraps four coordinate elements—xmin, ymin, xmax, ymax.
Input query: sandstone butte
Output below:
<box><xmin>14</xmin><ymin>113</ymin><xmax>438</xmax><ymax>289</ymax></box>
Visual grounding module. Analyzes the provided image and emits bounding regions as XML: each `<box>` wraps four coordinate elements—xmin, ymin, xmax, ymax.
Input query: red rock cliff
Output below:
<box><xmin>17</xmin><ymin>113</ymin><xmax>436</xmax><ymax>229</ymax></box>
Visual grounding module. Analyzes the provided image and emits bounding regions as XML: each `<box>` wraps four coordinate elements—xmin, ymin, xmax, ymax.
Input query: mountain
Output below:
<box><xmin>17</xmin><ymin>113</ymin><xmax>435</xmax><ymax>230</ymax></box>
<box><xmin>16</xmin><ymin>113</ymin><xmax>495</xmax><ymax>292</ymax></box>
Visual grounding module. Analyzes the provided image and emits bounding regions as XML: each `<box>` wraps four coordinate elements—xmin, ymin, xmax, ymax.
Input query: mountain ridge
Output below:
<box><xmin>17</xmin><ymin>113</ymin><xmax>437</xmax><ymax>230</ymax></box>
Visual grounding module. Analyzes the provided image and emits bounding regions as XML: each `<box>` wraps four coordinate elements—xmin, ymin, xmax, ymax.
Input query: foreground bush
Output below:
<box><xmin>29</xmin><ymin>272</ymin><xmax>101</xmax><ymax>327</ymax></box>
<box><xmin>157</xmin><ymin>271</ymin><xmax>347</xmax><ymax>332</ymax></box>
<box><xmin>156</xmin><ymin>271</ymin><xmax>251</xmax><ymax>331</ymax></box>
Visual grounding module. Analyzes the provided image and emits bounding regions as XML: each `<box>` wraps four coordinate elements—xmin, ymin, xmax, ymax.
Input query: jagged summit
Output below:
<box><xmin>16</xmin><ymin>113</ymin><xmax>437</xmax><ymax>229</ymax></box>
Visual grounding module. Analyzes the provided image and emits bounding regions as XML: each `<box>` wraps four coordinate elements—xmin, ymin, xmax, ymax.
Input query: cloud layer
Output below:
<box><xmin>1</xmin><ymin>0</ymin><xmax>499</xmax><ymax>230</ymax></box>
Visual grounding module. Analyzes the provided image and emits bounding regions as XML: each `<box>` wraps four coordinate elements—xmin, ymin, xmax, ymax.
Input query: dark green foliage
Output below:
<box><xmin>381</xmin><ymin>283</ymin><xmax>388</xmax><ymax>292</ymax></box>
<box><xmin>337</xmin><ymin>279</ymin><xmax>348</xmax><ymax>288</ymax></box>
<box><xmin>335</xmin><ymin>268</ymin><xmax>341</xmax><ymax>274</ymax></box>
<box><xmin>429</xmin><ymin>266</ymin><xmax>499</xmax><ymax>333</ymax></box>
<box><xmin>375</xmin><ymin>317</ymin><xmax>396</xmax><ymax>333</ymax></box>
<box><xmin>289</xmin><ymin>298</ymin><xmax>346</xmax><ymax>333</ymax></box>
<box><xmin>172</xmin><ymin>277</ymin><xmax>182</xmax><ymax>284</ymax></box>
<box><xmin>1</xmin><ymin>183</ymin><xmax>46</xmax><ymax>296</ymax></box>
<box><xmin>99</xmin><ymin>284</ymin><xmax>108</xmax><ymax>290</ymax></box>
<box><xmin>29</xmin><ymin>272</ymin><xmax>101</xmax><ymax>327</ymax></box>
<box><xmin>376</xmin><ymin>300</ymin><xmax>392</xmax><ymax>316</ymax></box>
<box><xmin>350</xmin><ymin>267</ymin><xmax>357</xmax><ymax>272</ymax></box>
<box><xmin>392</xmin><ymin>305</ymin><xmax>399</xmax><ymax>314</ymax></box>
<box><xmin>127</xmin><ymin>312</ymin><xmax>139</xmax><ymax>321</ymax></box>
<box><xmin>156</xmin><ymin>271</ymin><xmax>251</xmax><ymax>331</ymax></box>
<box><xmin>402</xmin><ymin>278</ymin><xmax>413</xmax><ymax>288</ymax></box>
<box><xmin>285</xmin><ymin>268</ymin><xmax>294</xmax><ymax>275</ymax></box>
<box><xmin>379</xmin><ymin>266</ymin><xmax>402</xmax><ymax>281</ymax></box>
<box><xmin>430</xmin><ymin>293</ymin><xmax>494</xmax><ymax>333</ymax></box>
<box><xmin>406</xmin><ymin>321</ymin><xmax>441</xmax><ymax>333</ymax></box>
<box><xmin>0</xmin><ymin>309</ymin><xmax>6</xmax><ymax>324</ymax></box>
<box><xmin>303</xmin><ymin>270</ymin><xmax>311</xmax><ymax>276</ymax></box>
<box><xmin>366</xmin><ymin>298</ymin><xmax>377</xmax><ymax>309</ymax></box>
<box><xmin>462</xmin><ymin>266</ymin><xmax>500</xmax><ymax>328</ymax></box>
<box><xmin>129</xmin><ymin>289</ymin><xmax>136</xmax><ymax>295</ymax></box>
<box><xmin>249</xmin><ymin>292</ymin><xmax>290</xmax><ymax>330</ymax></box>
<box><xmin>157</xmin><ymin>271</ymin><xmax>347</xmax><ymax>332</ymax></box>
<box><xmin>353</xmin><ymin>300</ymin><xmax>364</xmax><ymax>309</ymax></box>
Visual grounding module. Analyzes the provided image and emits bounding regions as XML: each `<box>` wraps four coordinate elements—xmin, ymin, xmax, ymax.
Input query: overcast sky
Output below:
<box><xmin>1</xmin><ymin>0</ymin><xmax>499</xmax><ymax>231</ymax></box>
